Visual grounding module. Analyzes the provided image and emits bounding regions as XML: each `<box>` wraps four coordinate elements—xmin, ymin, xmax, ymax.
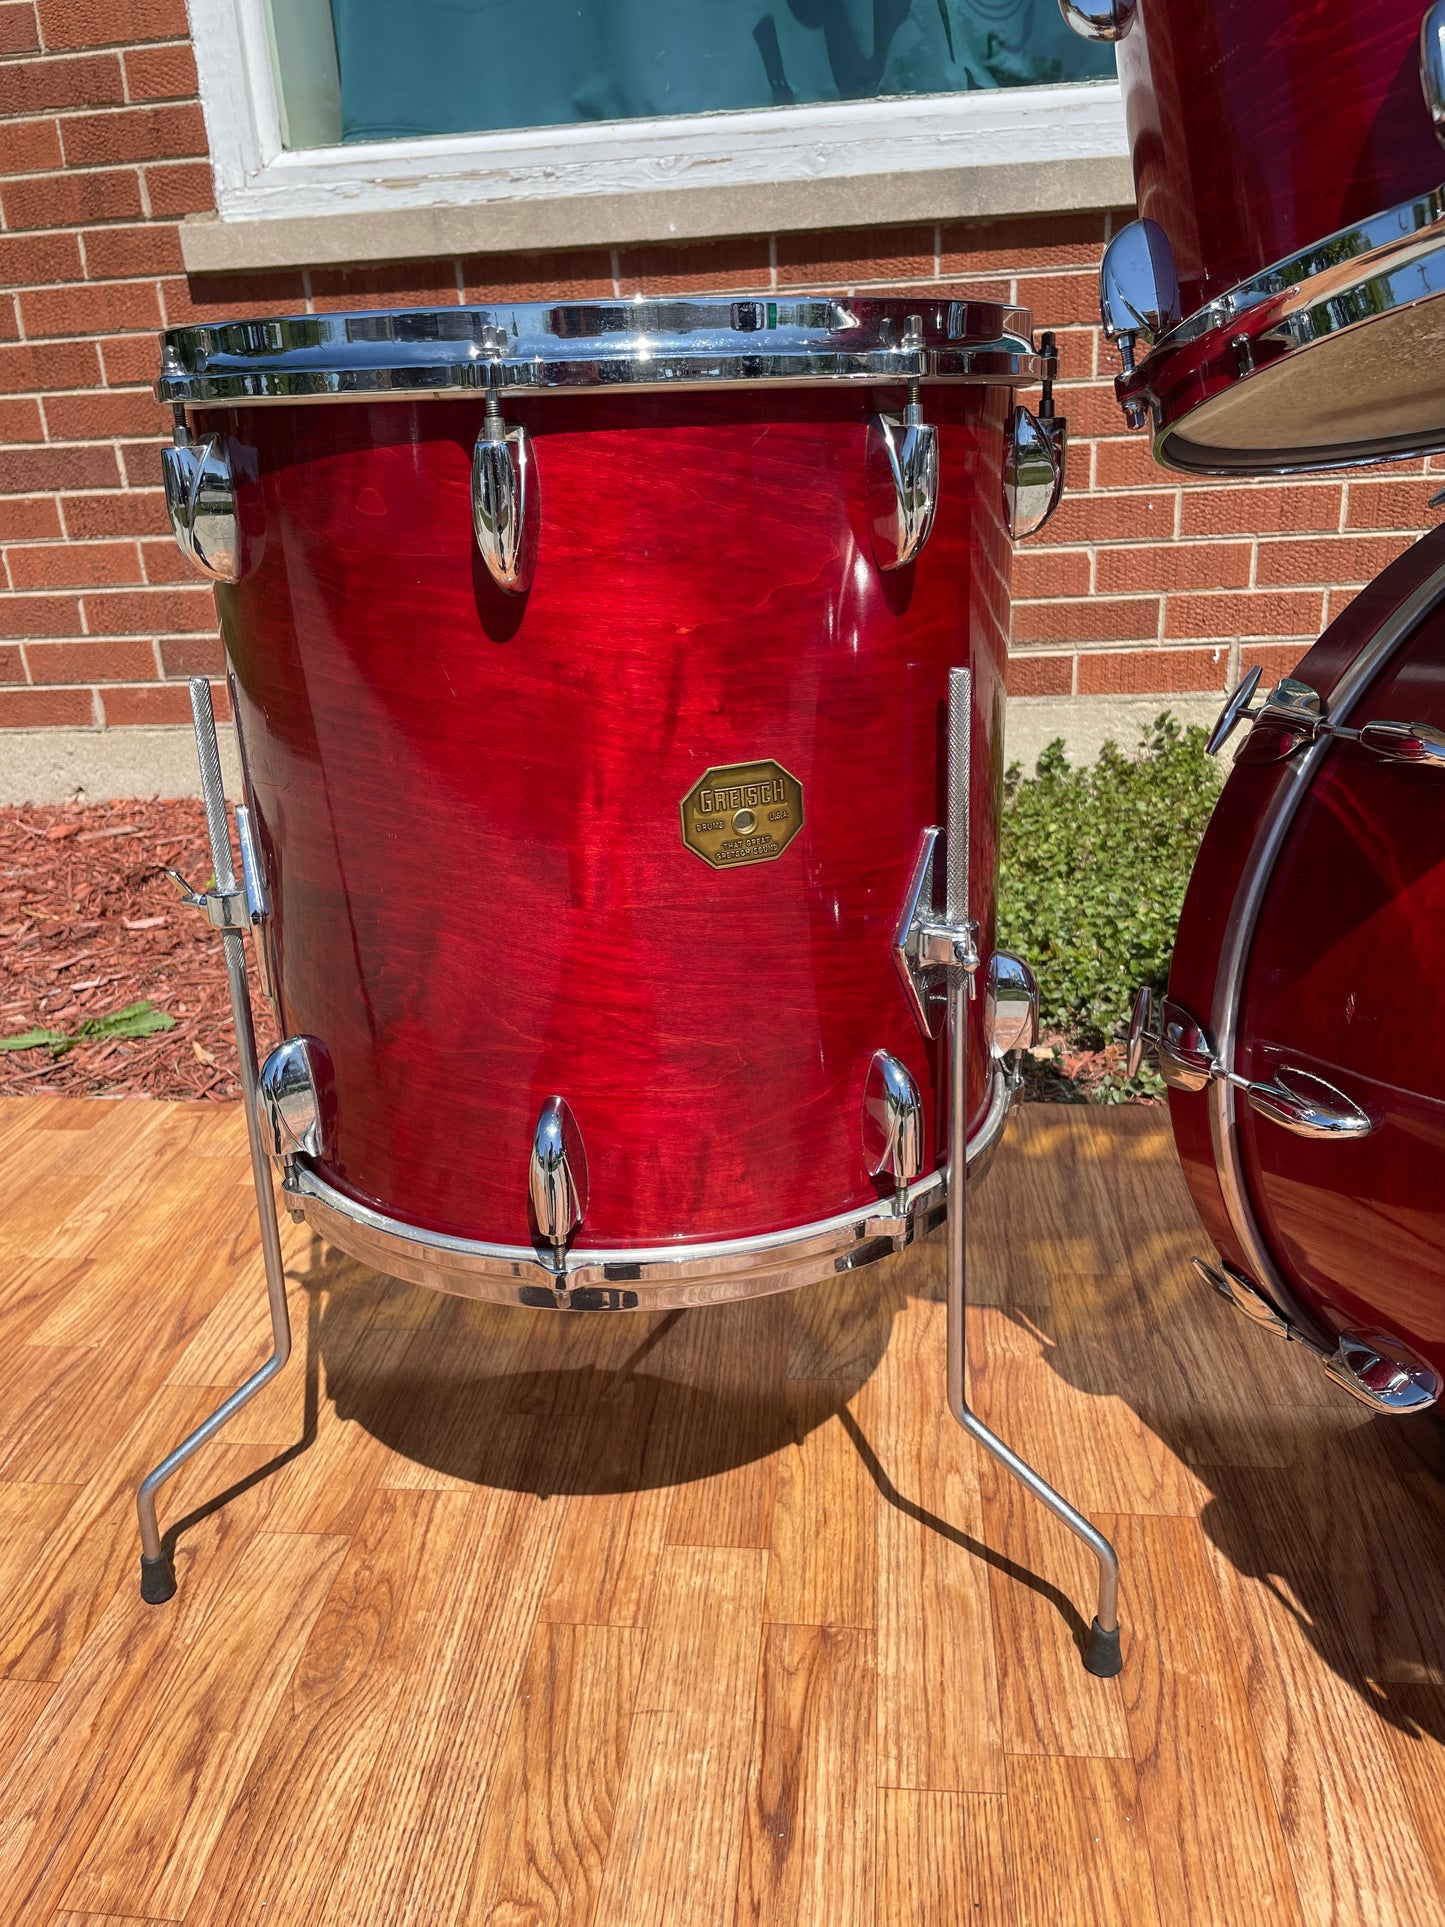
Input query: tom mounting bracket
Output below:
<box><xmin>891</xmin><ymin>824</ymin><xmax>979</xmax><ymax>1040</ymax></box>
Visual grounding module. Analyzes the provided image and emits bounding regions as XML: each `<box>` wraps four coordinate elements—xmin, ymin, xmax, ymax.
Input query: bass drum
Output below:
<box><xmin>1161</xmin><ymin>521</ymin><xmax>1445</xmax><ymax>1410</ymax></box>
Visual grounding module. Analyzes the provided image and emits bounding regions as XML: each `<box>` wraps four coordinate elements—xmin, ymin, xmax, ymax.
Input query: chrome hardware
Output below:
<box><xmin>1192</xmin><ymin>1255</ymin><xmax>1309</xmax><ymax>1344</ymax></box>
<box><xmin>1156</xmin><ymin>998</ymin><xmax>1216</xmax><ymax>1092</ymax></box>
<box><xmin>862</xmin><ymin>1050</ymin><xmax>925</xmax><ymax>1230</ymax></box>
<box><xmin>1058</xmin><ymin>0</ymin><xmax>1137</xmax><ymax>40</ymax></box>
<box><xmin>1208</xmin><ymin>670</ymin><xmax>1445</xmax><ymax>767</ymax></box>
<box><xmin>283</xmin><ymin>1062</ymin><xmax>1017</xmax><ymax>1310</ymax></box>
<box><xmin>136</xmin><ymin>677</ymin><xmax>294</xmax><ymax>1601</ymax></box>
<box><xmin>257</xmin><ymin>1036</ymin><xmax>329</xmax><ymax>1161</ymax></box>
<box><xmin>866</xmin><ymin>378</ymin><xmax>940</xmax><ymax>571</ymax></box>
<box><xmin>235</xmin><ymin>803</ymin><xmax>271</xmax><ymax>922</ymax></box>
<box><xmin>892</xmin><ymin>825</ymin><xmax>979</xmax><ymax>1042</ymax></box>
<box><xmin>1099</xmin><ymin>220</ymin><xmax>1182</xmax><ymax>394</ymax></box>
<box><xmin>156</xmin><ymin>298</ymin><xmax>1050</xmax><ymax>407</ymax></box>
<box><xmin>1242</xmin><ymin>1068</ymin><xmax>1373</xmax><ymax>1141</ymax></box>
<box><xmin>1423</xmin><ymin>3</ymin><xmax>1445</xmax><ymax>142</ymax></box>
<box><xmin>986</xmin><ymin>951</ymin><xmax>1039</xmax><ymax>1058</ymax></box>
<box><xmin>166</xmin><ymin>866</ymin><xmax>249</xmax><ymax>931</ymax></box>
<box><xmin>1131</xmin><ymin>990</ymin><xmax>1372</xmax><ymax>1135</ymax></box>
<box><xmin>1003</xmin><ymin>404</ymin><xmax>1066</xmax><ymax>538</ymax></box>
<box><xmin>1206</xmin><ymin>666</ymin><xmax>1263</xmax><ymax>755</ymax></box>
<box><xmin>1195</xmin><ymin>1256</ymin><xmax>1441</xmax><ymax>1413</ymax></box>
<box><xmin>529</xmin><ymin>1096</ymin><xmax>587</xmax><ymax>1267</ymax></box>
<box><xmin>1356</xmin><ymin>718</ymin><xmax>1445</xmax><ymax>765</ymax></box>
<box><xmin>941</xmin><ymin>658</ymin><xmax>1123</xmax><ymax>1675</ymax></box>
<box><xmin>161</xmin><ymin>425</ymin><xmax>239</xmax><ymax>582</ymax></box>
<box><xmin>1125</xmin><ymin>985</ymin><xmax>1153</xmax><ymax>1080</ymax></box>
<box><xmin>1324</xmin><ymin>1330</ymin><xmax>1442</xmax><ymax>1414</ymax></box>
<box><xmin>472</xmin><ymin>394</ymin><xmax>537</xmax><ymax>594</ymax></box>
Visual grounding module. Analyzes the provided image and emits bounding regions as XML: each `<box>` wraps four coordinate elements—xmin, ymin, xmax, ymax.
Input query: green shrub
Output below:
<box><xmin>996</xmin><ymin>715</ymin><xmax>1222</xmax><ymax>1048</ymax></box>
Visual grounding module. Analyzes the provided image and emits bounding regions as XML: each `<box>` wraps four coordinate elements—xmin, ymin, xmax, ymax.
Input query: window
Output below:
<box><xmin>184</xmin><ymin>0</ymin><xmax>1128</xmax><ymax>268</ymax></box>
<box><xmin>265</xmin><ymin>0</ymin><xmax>1114</xmax><ymax>150</ymax></box>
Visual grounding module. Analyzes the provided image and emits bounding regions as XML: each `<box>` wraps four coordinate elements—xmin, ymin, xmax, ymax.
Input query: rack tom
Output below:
<box><xmin>1063</xmin><ymin>0</ymin><xmax>1445</xmax><ymax>473</ymax></box>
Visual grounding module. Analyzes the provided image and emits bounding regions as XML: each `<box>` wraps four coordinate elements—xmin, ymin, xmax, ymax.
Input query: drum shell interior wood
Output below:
<box><xmin>1168</xmin><ymin>526</ymin><xmax>1445</xmax><ymax>1375</ymax></box>
<box><xmin>1119</xmin><ymin>0</ymin><xmax>1443</xmax><ymax>316</ymax></box>
<box><xmin>216</xmin><ymin>383</ymin><xmax>1013</xmax><ymax>1251</ymax></box>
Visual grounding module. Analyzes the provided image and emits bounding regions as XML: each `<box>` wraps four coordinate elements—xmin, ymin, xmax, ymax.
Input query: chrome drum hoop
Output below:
<box><xmin>155</xmin><ymin>295</ymin><xmax>1048</xmax><ymax>406</ymax></box>
<box><xmin>286</xmin><ymin>1065</ymin><xmax>1015</xmax><ymax>1312</ymax></box>
<box><xmin>1126</xmin><ymin>185</ymin><xmax>1445</xmax><ymax>474</ymax></box>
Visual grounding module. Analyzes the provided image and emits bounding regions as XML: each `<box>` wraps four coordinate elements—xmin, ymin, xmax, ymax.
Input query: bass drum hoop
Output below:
<box><xmin>1203</xmin><ymin>556</ymin><xmax>1445</xmax><ymax>1338</ymax></box>
<box><xmin>285</xmin><ymin>1065</ymin><xmax>1016</xmax><ymax>1312</ymax></box>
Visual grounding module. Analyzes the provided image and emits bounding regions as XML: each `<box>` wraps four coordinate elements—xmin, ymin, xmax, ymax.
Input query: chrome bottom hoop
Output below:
<box><xmin>287</xmin><ymin>1064</ymin><xmax>1016</xmax><ymax>1312</ymax></box>
<box><xmin>1137</xmin><ymin>185</ymin><xmax>1445</xmax><ymax>475</ymax></box>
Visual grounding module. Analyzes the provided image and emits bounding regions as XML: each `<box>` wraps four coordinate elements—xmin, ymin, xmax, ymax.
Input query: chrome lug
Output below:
<box><xmin>862</xmin><ymin>1049</ymin><xmax>925</xmax><ymax>1232</ymax></box>
<box><xmin>257</xmin><ymin>1036</ymin><xmax>331</xmax><ymax>1161</ymax></box>
<box><xmin>529</xmin><ymin>1096</ymin><xmax>588</xmax><ymax>1267</ymax></box>
<box><xmin>1324</xmin><ymin>1330</ymin><xmax>1442</xmax><ymax>1414</ymax></box>
<box><xmin>1059</xmin><ymin>0</ymin><xmax>1137</xmax><ymax>39</ymax></box>
<box><xmin>866</xmin><ymin>385</ymin><xmax>940</xmax><ymax>571</ymax></box>
<box><xmin>1003</xmin><ymin>403</ymin><xmax>1065</xmax><ymax>538</ymax></box>
<box><xmin>1099</xmin><ymin>220</ymin><xmax>1181</xmax><ymax>376</ymax></box>
<box><xmin>986</xmin><ymin>952</ymin><xmax>1039</xmax><ymax>1058</ymax></box>
<box><xmin>162</xmin><ymin>428</ymin><xmax>240</xmax><ymax>582</ymax></box>
<box><xmin>472</xmin><ymin>394</ymin><xmax>538</xmax><ymax>594</ymax></box>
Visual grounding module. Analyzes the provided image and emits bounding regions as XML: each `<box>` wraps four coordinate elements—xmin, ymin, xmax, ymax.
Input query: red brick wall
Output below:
<box><xmin>0</xmin><ymin>2</ymin><xmax>1438</xmax><ymax>746</ymax></box>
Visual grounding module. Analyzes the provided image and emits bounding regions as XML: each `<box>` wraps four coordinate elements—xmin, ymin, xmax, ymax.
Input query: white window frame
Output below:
<box><xmin>188</xmin><ymin>0</ymin><xmax>1127</xmax><ymax>230</ymax></box>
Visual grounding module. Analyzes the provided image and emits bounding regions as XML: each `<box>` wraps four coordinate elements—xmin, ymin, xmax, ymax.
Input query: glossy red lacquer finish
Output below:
<box><xmin>1119</xmin><ymin>0</ymin><xmax>1442</xmax><ymax>316</ymax></box>
<box><xmin>1169</xmin><ymin>523</ymin><xmax>1445</xmax><ymax>1374</ymax></box>
<box><xmin>214</xmin><ymin>383</ymin><xmax>1013</xmax><ymax>1250</ymax></box>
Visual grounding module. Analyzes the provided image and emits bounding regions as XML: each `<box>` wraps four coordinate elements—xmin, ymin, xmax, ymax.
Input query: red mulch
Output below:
<box><xmin>0</xmin><ymin>799</ymin><xmax>243</xmax><ymax>1101</ymax></box>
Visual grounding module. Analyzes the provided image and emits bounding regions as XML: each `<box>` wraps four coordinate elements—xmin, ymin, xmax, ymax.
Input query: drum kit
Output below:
<box><xmin>130</xmin><ymin>0</ymin><xmax>1445</xmax><ymax>1676</ymax></box>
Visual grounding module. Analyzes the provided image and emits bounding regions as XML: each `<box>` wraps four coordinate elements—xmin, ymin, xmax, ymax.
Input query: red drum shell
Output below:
<box><xmin>1118</xmin><ymin>0</ymin><xmax>1441</xmax><ymax>318</ymax></box>
<box><xmin>1168</xmin><ymin>524</ymin><xmax>1445</xmax><ymax>1377</ymax></box>
<box><xmin>218</xmin><ymin>384</ymin><xmax>1012</xmax><ymax>1251</ymax></box>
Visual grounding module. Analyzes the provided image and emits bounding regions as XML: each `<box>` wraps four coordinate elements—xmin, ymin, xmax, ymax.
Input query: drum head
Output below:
<box><xmin>1159</xmin><ymin>296</ymin><xmax>1445</xmax><ymax>474</ymax></box>
<box><xmin>1123</xmin><ymin>190</ymin><xmax>1445</xmax><ymax>476</ymax></box>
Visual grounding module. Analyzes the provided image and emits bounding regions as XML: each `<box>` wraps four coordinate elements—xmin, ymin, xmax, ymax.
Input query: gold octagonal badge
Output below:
<box><xmin>679</xmin><ymin>759</ymin><xmax>804</xmax><ymax>870</ymax></box>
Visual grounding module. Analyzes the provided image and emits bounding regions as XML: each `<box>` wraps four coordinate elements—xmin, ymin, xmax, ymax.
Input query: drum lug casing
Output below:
<box><xmin>985</xmin><ymin>951</ymin><xmax>1039</xmax><ymax>1058</ymax></box>
<box><xmin>162</xmin><ymin>423</ymin><xmax>240</xmax><ymax>582</ymax></box>
<box><xmin>1058</xmin><ymin>0</ymin><xmax>1137</xmax><ymax>42</ymax></box>
<box><xmin>865</xmin><ymin>394</ymin><xmax>939</xmax><ymax>571</ymax></box>
<box><xmin>257</xmin><ymin>1036</ymin><xmax>332</xmax><ymax>1162</ymax></box>
<box><xmin>1422</xmin><ymin>2</ymin><xmax>1445</xmax><ymax>143</ymax></box>
<box><xmin>529</xmin><ymin>1096</ymin><xmax>588</xmax><ymax>1268</ymax></box>
<box><xmin>472</xmin><ymin>394</ymin><xmax>538</xmax><ymax>594</ymax></box>
<box><xmin>1003</xmin><ymin>405</ymin><xmax>1067</xmax><ymax>539</ymax></box>
<box><xmin>1098</xmin><ymin>219</ymin><xmax>1182</xmax><ymax>419</ymax></box>
<box><xmin>862</xmin><ymin>1050</ymin><xmax>924</xmax><ymax>1235</ymax></box>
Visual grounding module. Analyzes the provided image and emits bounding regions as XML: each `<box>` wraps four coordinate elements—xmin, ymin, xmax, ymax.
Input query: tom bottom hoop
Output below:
<box><xmin>283</xmin><ymin>1063</ymin><xmax>1013</xmax><ymax>1314</ymax></box>
<box><xmin>1110</xmin><ymin>187</ymin><xmax>1445</xmax><ymax>474</ymax></box>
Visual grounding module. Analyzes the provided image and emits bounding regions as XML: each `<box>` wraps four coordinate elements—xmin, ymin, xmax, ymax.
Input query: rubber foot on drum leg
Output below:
<box><xmin>139</xmin><ymin>1551</ymin><xmax>176</xmax><ymax>1604</ymax></box>
<box><xmin>1083</xmin><ymin>1617</ymin><xmax>1122</xmax><ymax>1677</ymax></box>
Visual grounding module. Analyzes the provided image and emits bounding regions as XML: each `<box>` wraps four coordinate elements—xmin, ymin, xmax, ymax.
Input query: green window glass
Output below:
<box><xmin>314</xmin><ymin>0</ymin><xmax>1114</xmax><ymax>145</ymax></box>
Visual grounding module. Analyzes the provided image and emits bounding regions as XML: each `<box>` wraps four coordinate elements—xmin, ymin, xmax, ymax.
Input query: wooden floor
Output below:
<box><xmin>1</xmin><ymin>1097</ymin><xmax>1443</xmax><ymax>1926</ymax></box>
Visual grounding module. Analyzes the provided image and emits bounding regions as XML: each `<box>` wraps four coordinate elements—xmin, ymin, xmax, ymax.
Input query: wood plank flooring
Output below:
<box><xmin>1</xmin><ymin>1094</ymin><xmax>1442</xmax><ymax>1925</ymax></box>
